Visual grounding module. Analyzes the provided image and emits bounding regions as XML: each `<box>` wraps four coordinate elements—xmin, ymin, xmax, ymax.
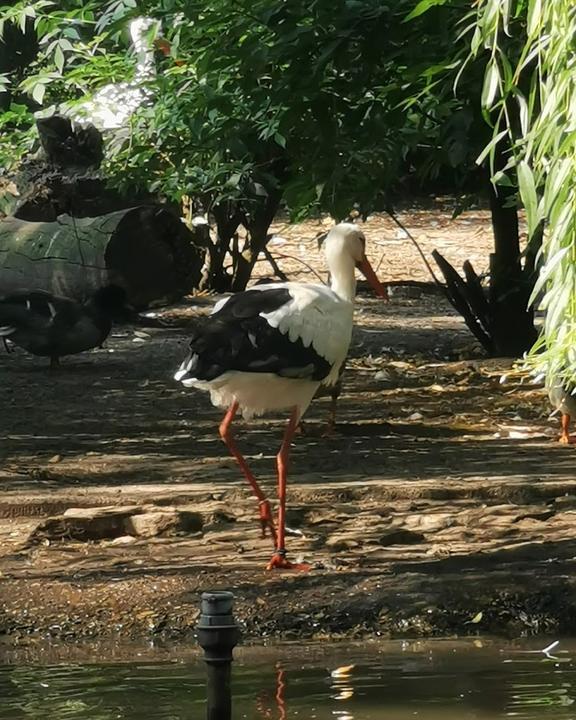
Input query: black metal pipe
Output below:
<box><xmin>197</xmin><ymin>591</ymin><xmax>240</xmax><ymax>720</ymax></box>
<box><xmin>204</xmin><ymin>661</ymin><xmax>232</xmax><ymax>720</ymax></box>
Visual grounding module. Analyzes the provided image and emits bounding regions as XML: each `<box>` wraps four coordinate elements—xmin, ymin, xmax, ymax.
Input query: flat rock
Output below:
<box><xmin>126</xmin><ymin>510</ymin><xmax>203</xmax><ymax>538</ymax></box>
<box><xmin>552</xmin><ymin>495</ymin><xmax>576</xmax><ymax>510</ymax></box>
<box><xmin>26</xmin><ymin>505</ymin><xmax>202</xmax><ymax>544</ymax></box>
<box><xmin>63</xmin><ymin>506</ymin><xmax>142</xmax><ymax>519</ymax></box>
<box><xmin>27</xmin><ymin>506</ymin><xmax>141</xmax><ymax>543</ymax></box>
<box><xmin>107</xmin><ymin>535</ymin><xmax>137</xmax><ymax>546</ymax></box>
<box><xmin>325</xmin><ymin>534</ymin><xmax>361</xmax><ymax>551</ymax></box>
<box><xmin>202</xmin><ymin>510</ymin><xmax>238</xmax><ymax>533</ymax></box>
<box><xmin>478</xmin><ymin>504</ymin><xmax>519</xmax><ymax>516</ymax></box>
<box><xmin>405</xmin><ymin>513</ymin><xmax>456</xmax><ymax>533</ymax></box>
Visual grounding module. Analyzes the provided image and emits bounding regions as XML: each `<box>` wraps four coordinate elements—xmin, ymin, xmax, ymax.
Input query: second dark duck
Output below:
<box><xmin>0</xmin><ymin>285</ymin><xmax>128</xmax><ymax>368</ymax></box>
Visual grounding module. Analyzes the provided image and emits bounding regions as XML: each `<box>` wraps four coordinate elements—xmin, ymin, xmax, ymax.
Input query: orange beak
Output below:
<box><xmin>154</xmin><ymin>38</ymin><xmax>172</xmax><ymax>57</ymax></box>
<box><xmin>357</xmin><ymin>256</ymin><xmax>389</xmax><ymax>300</ymax></box>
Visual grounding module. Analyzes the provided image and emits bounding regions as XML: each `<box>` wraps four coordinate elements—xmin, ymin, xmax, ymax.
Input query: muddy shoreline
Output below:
<box><xmin>2</xmin><ymin>553</ymin><xmax>576</xmax><ymax>653</ymax></box>
<box><xmin>3</xmin><ymin>467</ymin><xmax>576</xmax><ymax>650</ymax></box>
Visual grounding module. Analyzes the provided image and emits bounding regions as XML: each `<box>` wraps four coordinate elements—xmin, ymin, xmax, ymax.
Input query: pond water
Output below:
<box><xmin>1</xmin><ymin>638</ymin><xmax>575</xmax><ymax>719</ymax></box>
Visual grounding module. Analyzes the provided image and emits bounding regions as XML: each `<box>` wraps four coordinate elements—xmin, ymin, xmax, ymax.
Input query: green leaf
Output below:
<box><xmin>403</xmin><ymin>0</ymin><xmax>448</xmax><ymax>23</ymax></box>
<box><xmin>31</xmin><ymin>83</ymin><xmax>46</xmax><ymax>104</ymax></box>
<box><xmin>470</xmin><ymin>26</ymin><xmax>483</xmax><ymax>56</ymax></box>
<box><xmin>226</xmin><ymin>173</ymin><xmax>242</xmax><ymax>188</ymax></box>
<box><xmin>492</xmin><ymin>170</ymin><xmax>514</xmax><ymax>187</ymax></box>
<box><xmin>527</xmin><ymin>0</ymin><xmax>542</xmax><ymax>36</ymax></box>
<box><xmin>481</xmin><ymin>59</ymin><xmax>500</xmax><ymax>108</ymax></box>
<box><xmin>529</xmin><ymin>247</ymin><xmax>569</xmax><ymax>307</ymax></box>
<box><xmin>421</xmin><ymin>61</ymin><xmax>459</xmax><ymax>78</ymax></box>
<box><xmin>516</xmin><ymin>160</ymin><xmax>539</xmax><ymax>234</ymax></box>
<box><xmin>516</xmin><ymin>91</ymin><xmax>529</xmax><ymax>135</ymax></box>
<box><xmin>543</xmin><ymin>160</ymin><xmax>571</xmax><ymax>216</ymax></box>
<box><xmin>54</xmin><ymin>45</ymin><xmax>64</xmax><ymax>73</ymax></box>
<box><xmin>545</xmin><ymin>274</ymin><xmax>573</xmax><ymax>335</ymax></box>
<box><xmin>62</xmin><ymin>27</ymin><xmax>80</xmax><ymax>40</ymax></box>
<box><xmin>475</xmin><ymin>129</ymin><xmax>508</xmax><ymax>167</ymax></box>
<box><xmin>58</xmin><ymin>38</ymin><xmax>74</xmax><ymax>52</ymax></box>
<box><xmin>501</xmin><ymin>0</ymin><xmax>511</xmax><ymax>35</ymax></box>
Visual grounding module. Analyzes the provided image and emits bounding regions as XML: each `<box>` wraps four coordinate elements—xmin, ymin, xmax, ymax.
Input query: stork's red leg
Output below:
<box><xmin>559</xmin><ymin>413</ymin><xmax>576</xmax><ymax>444</ymax></box>
<box><xmin>219</xmin><ymin>401</ymin><xmax>276</xmax><ymax>541</ymax></box>
<box><xmin>267</xmin><ymin>407</ymin><xmax>310</xmax><ymax>571</ymax></box>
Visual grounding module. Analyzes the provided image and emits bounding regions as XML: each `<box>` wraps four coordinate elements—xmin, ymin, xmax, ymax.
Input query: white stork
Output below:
<box><xmin>66</xmin><ymin>17</ymin><xmax>159</xmax><ymax>131</ymax></box>
<box><xmin>174</xmin><ymin>223</ymin><xmax>387</xmax><ymax>570</ymax></box>
<box><xmin>548</xmin><ymin>382</ymin><xmax>576</xmax><ymax>444</ymax></box>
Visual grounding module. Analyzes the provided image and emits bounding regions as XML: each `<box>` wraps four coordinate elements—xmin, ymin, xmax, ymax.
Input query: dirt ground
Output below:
<box><xmin>2</xmin><ymin>200</ymin><xmax>576</xmax><ymax>654</ymax></box>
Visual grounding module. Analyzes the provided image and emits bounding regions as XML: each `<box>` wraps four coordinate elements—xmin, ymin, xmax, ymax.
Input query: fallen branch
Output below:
<box><xmin>432</xmin><ymin>249</ymin><xmax>493</xmax><ymax>353</ymax></box>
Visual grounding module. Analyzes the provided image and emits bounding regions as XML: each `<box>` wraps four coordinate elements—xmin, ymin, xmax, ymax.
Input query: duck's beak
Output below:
<box><xmin>357</xmin><ymin>255</ymin><xmax>389</xmax><ymax>299</ymax></box>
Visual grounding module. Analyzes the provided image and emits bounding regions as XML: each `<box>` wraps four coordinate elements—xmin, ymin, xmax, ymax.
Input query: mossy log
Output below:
<box><xmin>0</xmin><ymin>205</ymin><xmax>203</xmax><ymax>306</ymax></box>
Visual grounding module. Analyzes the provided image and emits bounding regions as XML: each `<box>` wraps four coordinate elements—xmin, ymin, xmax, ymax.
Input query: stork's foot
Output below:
<box><xmin>259</xmin><ymin>500</ymin><xmax>276</xmax><ymax>541</ymax></box>
<box><xmin>266</xmin><ymin>551</ymin><xmax>310</xmax><ymax>571</ymax></box>
<box><xmin>559</xmin><ymin>434</ymin><xmax>576</xmax><ymax>445</ymax></box>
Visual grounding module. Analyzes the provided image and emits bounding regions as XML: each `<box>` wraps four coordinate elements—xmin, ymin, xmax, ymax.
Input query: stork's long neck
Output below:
<box><xmin>328</xmin><ymin>255</ymin><xmax>357</xmax><ymax>302</ymax></box>
<box><xmin>131</xmin><ymin>21</ymin><xmax>157</xmax><ymax>81</ymax></box>
<box><xmin>134</xmin><ymin>45</ymin><xmax>155</xmax><ymax>80</ymax></box>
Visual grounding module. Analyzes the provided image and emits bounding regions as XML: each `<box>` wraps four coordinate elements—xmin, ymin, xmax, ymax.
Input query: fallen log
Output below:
<box><xmin>0</xmin><ymin>205</ymin><xmax>204</xmax><ymax>306</ymax></box>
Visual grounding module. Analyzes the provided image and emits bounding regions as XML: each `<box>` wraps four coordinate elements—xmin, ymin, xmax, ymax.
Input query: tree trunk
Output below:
<box><xmin>231</xmin><ymin>189</ymin><xmax>283</xmax><ymax>291</ymax></box>
<box><xmin>0</xmin><ymin>205</ymin><xmax>204</xmax><ymax>307</ymax></box>
<box><xmin>488</xmin><ymin>170</ymin><xmax>537</xmax><ymax>356</ymax></box>
<box><xmin>207</xmin><ymin>203</ymin><xmax>243</xmax><ymax>292</ymax></box>
<box><xmin>432</xmin><ymin>166</ymin><xmax>539</xmax><ymax>358</ymax></box>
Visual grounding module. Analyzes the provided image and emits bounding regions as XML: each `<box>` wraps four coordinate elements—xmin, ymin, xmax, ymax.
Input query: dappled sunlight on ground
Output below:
<box><xmin>0</xmin><ymin>207</ymin><xmax>570</xmax><ymax>645</ymax></box>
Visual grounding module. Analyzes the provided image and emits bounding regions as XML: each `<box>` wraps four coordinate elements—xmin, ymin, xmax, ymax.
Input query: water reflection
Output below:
<box><xmin>331</xmin><ymin>663</ymin><xmax>355</xmax><ymax>707</ymax></box>
<box><xmin>255</xmin><ymin>662</ymin><xmax>356</xmax><ymax>719</ymax></box>
<box><xmin>255</xmin><ymin>663</ymin><xmax>287</xmax><ymax>720</ymax></box>
<box><xmin>2</xmin><ymin>639</ymin><xmax>576</xmax><ymax>719</ymax></box>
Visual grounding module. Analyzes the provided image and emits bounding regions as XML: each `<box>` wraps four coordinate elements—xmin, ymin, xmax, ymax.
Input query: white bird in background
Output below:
<box><xmin>548</xmin><ymin>383</ymin><xmax>576</xmax><ymax>444</ymax></box>
<box><xmin>174</xmin><ymin>223</ymin><xmax>387</xmax><ymax>570</ymax></box>
<box><xmin>68</xmin><ymin>16</ymin><xmax>159</xmax><ymax>131</ymax></box>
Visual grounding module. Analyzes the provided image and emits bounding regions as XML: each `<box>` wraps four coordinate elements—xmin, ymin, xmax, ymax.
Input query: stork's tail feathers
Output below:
<box><xmin>174</xmin><ymin>352</ymin><xmax>199</xmax><ymax>385</ymax></box>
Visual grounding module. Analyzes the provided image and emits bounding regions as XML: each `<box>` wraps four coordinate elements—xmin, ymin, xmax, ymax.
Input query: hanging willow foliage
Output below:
<box><xmin>467</xmin><ymin>0</ymin><xmax>576</xmax><ymax>387</ymax></box>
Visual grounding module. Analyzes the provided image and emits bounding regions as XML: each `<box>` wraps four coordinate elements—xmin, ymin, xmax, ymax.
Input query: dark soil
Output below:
<box><xmin>1</xmin><ymin>207</ymin><xmax>574</xmax><ymax>653</ymax></box>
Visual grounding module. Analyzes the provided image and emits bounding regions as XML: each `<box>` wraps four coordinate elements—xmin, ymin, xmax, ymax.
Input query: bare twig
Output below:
<box><xmin>255</xmin><ymin>252</ymin><xmax>326</xmax><ymax>284</ymax></box>
<box><xmin>262</xmin><ymin>246</ymin><xmax>288</xmax><ymax>281</ymax></box>
<box><xmin>386</xmin><ymin>210</ymin><xmax>444</xmax><ymax>288</ymax></box>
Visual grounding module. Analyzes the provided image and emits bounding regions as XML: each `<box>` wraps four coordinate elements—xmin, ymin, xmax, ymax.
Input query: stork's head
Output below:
<box><xmin>324</xmin><ymin>223</ymin><xmax>388</xmax><ymax>300</ymax></box>
<box><xmin>129</xmin><ymin>17</ymin><xmax>159</xmax><ymax>50</ymax></box>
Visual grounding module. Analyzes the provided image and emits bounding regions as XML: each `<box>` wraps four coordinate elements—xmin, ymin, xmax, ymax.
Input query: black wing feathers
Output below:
<box><xmin>0</xmin><ymin>292</ymin><xmax>82</xmax><ymax>331</ymax></box>
<box><xmin>182</xmin><ymin>289</ymin><xmax>331</xmax><ymax>382</ymax></box>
